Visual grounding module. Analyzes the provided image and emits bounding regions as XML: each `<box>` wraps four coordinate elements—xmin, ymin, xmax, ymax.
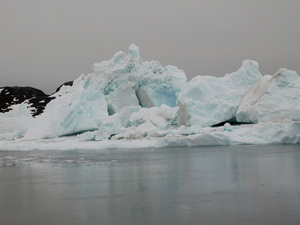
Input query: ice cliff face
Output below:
<box><xmin>177</xmin><ymin>60</ymin><xmax>262</xmax><ymax>127</ymax></box>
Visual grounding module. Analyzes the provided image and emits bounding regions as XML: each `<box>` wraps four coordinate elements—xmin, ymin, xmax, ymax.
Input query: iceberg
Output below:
<box><xmin>0</xmin><ymin>44</ymin><xmax>299</xmax><ymax>150</ymax></box>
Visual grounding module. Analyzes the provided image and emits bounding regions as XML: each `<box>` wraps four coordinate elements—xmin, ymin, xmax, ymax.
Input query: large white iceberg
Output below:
<box><xmin>0</xmin><ymin>44</ymin><xmax>299</xmax><ymax>150</ymax></box>
<box><xmin>177</xmin><ymin>60</ymin><xmax>262</xmax><ymax>127</ymax></box>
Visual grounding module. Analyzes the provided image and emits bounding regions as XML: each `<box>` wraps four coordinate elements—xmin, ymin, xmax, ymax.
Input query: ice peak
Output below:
<box><xmin>242</xmin><ymin>59</ymin><xmax>259</xmax><ymax>68</ymax></box>
<box><xmin>128</xmin><ymin>43</ymin><xmax>140</xmax><ymax>59</ymax></box>
<box><xmin>273</xmin><ymin>68</ymin><xmax>299</xmax><ymax>77</ymax></box>
<box><xmin>272</xmin><ymin>68</ymin><xmax>299</xmax><ymax>87</ymax></box>
<box><xmin>274</xmin><ymin>68</ymin><xmax>286</xmax><ymax>76</ymax></box>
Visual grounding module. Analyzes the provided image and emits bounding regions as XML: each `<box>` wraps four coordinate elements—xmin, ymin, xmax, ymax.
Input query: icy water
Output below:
<box><xmin>1</xmin><ymin>145</ymin><xmax>300</xmax><ymax>225</ymax></box>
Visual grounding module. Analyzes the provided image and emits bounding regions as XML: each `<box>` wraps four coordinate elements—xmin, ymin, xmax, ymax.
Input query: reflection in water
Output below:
<box><xmin>0</xmin><ymin>145</ymin><xmax>300</xmax><ymax>225</ymax></box>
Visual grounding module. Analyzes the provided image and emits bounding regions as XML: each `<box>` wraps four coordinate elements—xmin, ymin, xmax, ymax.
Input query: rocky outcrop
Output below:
<box><xmin>0</xmin><ymin>81</ymin><xmax>74</xmax><ymax>117</ymax></box>
<box><xmin>0</xmin><ymin>86</ymin><xmax>49</xmax><ymax>115</ymax></box>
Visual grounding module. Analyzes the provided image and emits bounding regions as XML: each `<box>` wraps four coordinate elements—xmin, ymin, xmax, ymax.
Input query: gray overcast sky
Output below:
<box><xmin>1</xmin><ymin>0</ymin><xmax>300</xmax><ymax>94</ymax></box>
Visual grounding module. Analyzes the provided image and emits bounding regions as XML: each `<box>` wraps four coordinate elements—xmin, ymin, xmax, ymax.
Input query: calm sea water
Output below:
<box><xmin>1</xmin><ymin>145</ymin><xmax>300</xmax><ymax>225</ymax></box>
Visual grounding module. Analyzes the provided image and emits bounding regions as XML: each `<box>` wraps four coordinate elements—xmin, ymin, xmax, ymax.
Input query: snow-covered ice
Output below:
<box><xmin>0</xmin><ymin>44</ymin><xmax>299</xmax><ymax>150</ymax></box>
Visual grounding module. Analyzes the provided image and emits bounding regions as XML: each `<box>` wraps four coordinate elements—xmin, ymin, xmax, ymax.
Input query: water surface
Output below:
<box><xmin>1</xmin><ymin>145</ymin><xmax>300</xmax><ymax>225</ymax></box>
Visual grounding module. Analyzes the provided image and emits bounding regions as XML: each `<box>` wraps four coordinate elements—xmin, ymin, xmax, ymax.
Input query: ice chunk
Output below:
<box><xmin>78</xmin><ymin>131</ymin><xmax>96</xmax><ymax>141</ymax></box>
<box><xmin>136</xmin><ymin>121</ymin><xmax>160</xmax><ymax>137</ymax></box>
<box><xmin>112</xmin><ymin>121</ymin><xmax>160</xmax><ymax>140</ymax></box>
<box><xmin>129</xmin><ymin>104</ymin><xmax>178</xmax><ymax>130</ymax></box>
<box><xmin>111</xmin><ymin>105</ymin><xmax>178</xmax><ymax>140</ymax></box>
<box><xmin>119</xmin><ymin>106</ymin><xmax>142</xmax><ymax>127</ymax></box>
<box><xmin>94</xmin><ymin>114</ymin><xmax>124</xmax><ymax>141</ymax></box>
<box><xmin>112</xmin><ymin>127</ymin><xmax>143</xmax><ymax>140</ymax></box>
<box><xmin>128</xmin><ymin>43</ymin><xmax>141</xmax><ymax>59</ymax></box>
<box><xmin>223</xmin><ymin>123</ymin><xmax>233</xmax><ymax>131</ymax></box>
<box><xmin>237</xmin><ymin>69</ymin><xmax>300</xmax><ymax>123</ymax></box>
<box><xmin>106</xmin><ymin>82</ymin><xmax>139</xmax><ymax>114</ymax></box>
<box><xmin>177</xmin><ymin>60</ymin><xmax>262</xmax><ymax>127</ymax></box>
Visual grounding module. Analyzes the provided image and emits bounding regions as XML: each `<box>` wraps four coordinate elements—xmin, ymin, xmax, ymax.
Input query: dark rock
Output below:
<box><xmin>26</xmin><ymin>95</ymin><xmax>55</xmax><ymax>117</ymax></box>
<box><xmin>0</xmin><ymin>86</ymin><xmax>49</xmax><ymax>115</ymax></box>
<box><xmin>55</xmin><ymin>81</ymin><xmax>74</xmax><ymax>93</ymax></box>
<box><xmin>212</xmin><ymin>118</ymin><xmax>253</xmax><ymax>127</ymax></box>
